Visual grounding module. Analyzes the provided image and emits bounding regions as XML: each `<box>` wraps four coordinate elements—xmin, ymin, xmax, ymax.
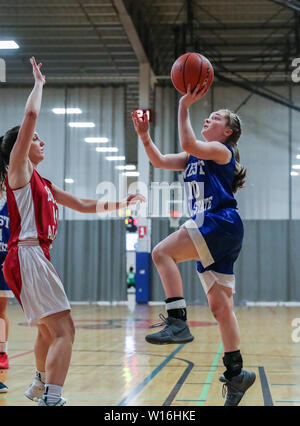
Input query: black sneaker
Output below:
<box><xmin>219</xmin><ymin>370</ymin><xmax>256</xmax><ymax>406</ymax></box>
<box><xmin>145</xmin><ymin>314</ymin><xmax>194</xmax><ymax>345</ymax></box>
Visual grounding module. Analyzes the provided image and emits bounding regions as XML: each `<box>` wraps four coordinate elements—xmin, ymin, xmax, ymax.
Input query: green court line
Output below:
<box><xmin>197</xmin><ymin>342</ymin><xmax>223</xmax><ymax>406</ymax></box>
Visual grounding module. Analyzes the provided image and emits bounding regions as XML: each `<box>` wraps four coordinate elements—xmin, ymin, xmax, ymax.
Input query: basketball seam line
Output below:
<box><xmin>182</xmin><ymin>54</ymin><xmax>190</xmax><ymax>93</ymax></box>
<box><xmin>196</xmin><ymin>54</ymin><xmax>203</xmax><ymax>89</ymax></box>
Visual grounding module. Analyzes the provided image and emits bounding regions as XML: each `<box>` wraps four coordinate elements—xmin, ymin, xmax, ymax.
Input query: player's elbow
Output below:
<box><xmin>151</xmin><ymin>158</ymin><xmax>164</xmax><ymax>169</ymax></box>
<box><xmin>181</xmin><ymin>138</ymin><xmax>196</xmax><ymax>153</ymax></box>
<box><xmin>25</xmin><ymin>110</ymin><xmax>38</xmax><ymax>120</ymax></box>
<box><xmin>76</xmin><ymin>199</ymin><xmax>88</xmax><ymax>213</ymax></box>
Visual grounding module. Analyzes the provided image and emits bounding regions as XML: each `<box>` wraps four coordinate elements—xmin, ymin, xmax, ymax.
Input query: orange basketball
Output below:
<box><xmin>171</xmin><ymin>52</ymin><xmax>214</xmax><ymax>95</ymax></box>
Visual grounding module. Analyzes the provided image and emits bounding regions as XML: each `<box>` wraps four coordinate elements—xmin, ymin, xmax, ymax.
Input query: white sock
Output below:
<box><xmin>35</xmin><ymin>370</ymin><xmax>46</xmax><ymax>384</ymax></box>
<box><xmin>0</xmin><ymin>342</ymin><xmax>8</xmax><ymax>353</ymax></box>
<box><xmin>43</xmin><ymin>384</ymin><xmax>63</xmax><ymax>404</ymax></box>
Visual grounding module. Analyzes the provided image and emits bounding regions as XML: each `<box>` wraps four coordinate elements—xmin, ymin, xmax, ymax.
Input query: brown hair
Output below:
<box><xmin>218</xmin><ymin>109</ymin><xmax>246</xmax><ymax>193</ymax></box>
<box><xmin>0</xmin><ymin>126</ymin><xmax>20</xmax><ymax>191</ymax></box>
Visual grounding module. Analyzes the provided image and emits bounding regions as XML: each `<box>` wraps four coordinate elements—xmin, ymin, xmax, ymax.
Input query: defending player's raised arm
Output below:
<box><xmin>178</xmin><ymin>85</ymin><xmax>231</xmax><ymax>164</ymax></box>
<box><xmin>131</xmin><ymin>111</ymin><xmax>188</xmax><ymax>171</ymax></box>
<box><xmin>9</xmin><ymin>58</ymin><xmax>45</xmax><ymax>167</ymax></box>
<box><xmin>52</xmin><ymin>185</ymin><xmax>146</xmax><ymax>213</ymax></box>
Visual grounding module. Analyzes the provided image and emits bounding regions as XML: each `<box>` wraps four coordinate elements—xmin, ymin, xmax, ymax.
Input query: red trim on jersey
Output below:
<box><xmin>3</xmin><ymin>246</ymin><xmax>23</xmax><ymax>308</ymax></box>
<box><xmin>5</xmin><ymin>178</ymin><xmax>22</xmax><ymax>249</ymax></box>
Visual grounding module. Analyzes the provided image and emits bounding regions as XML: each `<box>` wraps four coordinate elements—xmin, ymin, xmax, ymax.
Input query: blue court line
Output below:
<box><xmin>197</xmin><ymin>342</ymin><xmax>223</xmax><ymax>406</ymax></box>
<box><xmin>259</xmin><ymin>367</ymin><xmax>273</xmax><ymax>406</ymax></box>
<box><xmin>118</xmin><ymin>344</ymin><xmax>185</xmax><ymax>406</ymax></box>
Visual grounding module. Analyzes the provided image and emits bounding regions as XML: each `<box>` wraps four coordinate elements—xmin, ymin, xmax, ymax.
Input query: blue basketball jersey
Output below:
<box><xmin>0</xmin><ymin>197</ymin><xmax>9</xmax><ymax>255</ymax></box>
<box><xmin>183</xmin><ymin>143</ymin><xmax>237</xmax><ymax>216</ymax></box>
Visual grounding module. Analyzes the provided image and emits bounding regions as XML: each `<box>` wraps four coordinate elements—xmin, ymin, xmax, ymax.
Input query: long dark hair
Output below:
<box><xmin>218</xmin><ymin>109</ymin><xmax>246</xmax><ymax>193</ymax></box>
<box><xmin>0</xmin><ymin>126</ymin><xmax>20</xmax><ymax>191</ymax></box>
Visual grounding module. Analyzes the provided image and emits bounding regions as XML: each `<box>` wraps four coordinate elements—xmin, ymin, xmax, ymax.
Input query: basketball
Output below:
<box><xmin>171</xmin><ymin>52</ymin><xmax>214</xmax><ymax>95</ymax></box>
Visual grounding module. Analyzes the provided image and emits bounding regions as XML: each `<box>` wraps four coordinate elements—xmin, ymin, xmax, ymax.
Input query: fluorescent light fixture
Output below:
<box><xmin>68</xmin><ymin>122</ymin><xmax>95</xmax><ymax>128</ymax></box>
<box><xmin>96</xmin><ymin>147</ymin><xmax>118</xmax><ymax>153</ymax></box>
<box><xmin>106</xmin><ymin>156</ymin><xmax>126</xmax><ymax>161</ymax></box>
<box><xmin>123</xmin><ymin>172</ymin><xmax>140</xmax><ymax>177</ymax></box>
<box><xmin>291</xmin><ymin>171</ymin><xmax>299</xmax><ymax>176</ymax></box>
<box><xmin>64</xmin><ymin>178</ymin><xmax>74</xmax><ymax>183</ymax></box>
<box><xmin>296</xmin><ymin>155</ymin><xmax>300</xmax><ymax>159</ymax></box>
<box><xmin>52</xmin><ymin>108</ymin><xmax>82</xmax><ymax>114</ymax></box>
<box><xmin>0</xmin><ymin>40</ymin><xmax>19</xmax><ymax>49</ymax></box>
<box><xmin>115</xmin><ymin>165</ymin><xmax>136</xmax><ymax>170</ymax></box>
<box><xmin>292</xmin><ymin>165</ymin><xmax>300</xmax><ymax>169</ymax></box>
<box><xmin>85</xmin><ymin>137</ymin><xmax>109</xmax><ymax>143</ymax></box>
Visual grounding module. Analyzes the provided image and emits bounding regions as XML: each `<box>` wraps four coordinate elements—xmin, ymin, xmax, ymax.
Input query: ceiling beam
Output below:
<box><xmin>269</xmin><ymin>0</ymin><xmax>300</xmax><ymax>12</ymax></box>
<box><xmin>112</xmin><ymin>1</ymin><xmax>153</xmax><ymax>67</ymax></box>
<box><xmin>215</xmin><ymin>70</ymin><xmax>300</xmax><ymax>112</ymax></box>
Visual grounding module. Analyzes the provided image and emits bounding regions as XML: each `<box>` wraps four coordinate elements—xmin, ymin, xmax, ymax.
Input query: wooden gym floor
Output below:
<box><xmin>0</xmin><ymin>303</ymin><xmax>299</xmax><ymax>406</ymax></box>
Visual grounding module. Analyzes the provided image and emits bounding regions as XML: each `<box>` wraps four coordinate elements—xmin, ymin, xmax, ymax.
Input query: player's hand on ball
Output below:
<box><xmin>180</xmin><ymin>84</ymin><xmax>207</xmax><ymax>109</ymax></box>
<box><xmin>30</xmin><ymin>57</ymin><xmax>46</xmax><ymax>85</ymax></box>
<box><xmin>131</xmin><ymin>111</ymin><xmax>149</xmax><ymax>137</ymax></box>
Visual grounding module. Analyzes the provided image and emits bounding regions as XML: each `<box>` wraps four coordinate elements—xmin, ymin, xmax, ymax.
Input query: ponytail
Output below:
<box><xmin>218</xmin><ymin>109</ymin><xmax>246</xmax><ymax>193</ymax></box>
<box><xmin>229</xmin><ymin>142</ymin><xmax>247</xmax><ymax>193</ymax></box>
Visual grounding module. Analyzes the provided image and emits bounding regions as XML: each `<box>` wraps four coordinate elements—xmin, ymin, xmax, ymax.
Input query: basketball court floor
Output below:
<box><xmin>1</xmin><ymin>303</ymin><xmax>299</xmax><ymax>406</ymax></box>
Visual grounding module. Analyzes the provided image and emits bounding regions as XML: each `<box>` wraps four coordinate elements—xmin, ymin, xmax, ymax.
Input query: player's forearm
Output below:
<box><xmin>139</xmin><ymin>133</ymin><xmax>165</xmax><ymax>168</ymax></box>
<box><xmin>178</xmin><ymin>103</ymin><xmax>197</xmax><ymax>150</ymax></box>
<box><xmin>24</xmin><ymin>82</ymin><xmax>43</xmax><ymax>117</ymax></box>
<box><xmin>76</xmin><ymin>199</ymin><xmax>123</xmax><ymax>214</ymax></box>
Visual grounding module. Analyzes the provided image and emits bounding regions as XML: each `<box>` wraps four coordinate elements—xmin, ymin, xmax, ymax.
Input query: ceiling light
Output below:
<box><xmin>106</xmin><ymin>156</ymin><xmax>125</xmax><ymax>161</ymax></box>
<box><xmin>64</xmin><ymin>178</ymin><xmax>74</xmax><ymax>183</ymax></box>
<box><xmin>96</xmin><ymin>147</ymin><xmax>118</xmax><ymax>152</ymax></box>
<box><xmin>0</xmin><ymin>41</ymin><xmax>19</xmax><ymax>49</ymax></box>
<box><xmin>52</xmin><ymin>108</ymin><xmax>82</xmax><ymax>114</ymax></box>
<box><xmin>115</xmin><ymin>165</ymin><xmax>136</xmax><ymax>170</ymax></box>
<box><xmin>123</xmin><ymin>171</ymin><xmax>140</xmax><ymax>177</ymax></box>
<box><xmin>292</xmin><ymin>165</ymin><xmax>300</xmax><ymax>169</ymax></box>
<box><xmin>69</xmin><ymin>122</ymin><xmax>95</xmax><ymax>128</ymax></box>
<box><xmin>85</xmin><ymin>137</ymin><xmax>109</xmax><ymax>143</ymax></box>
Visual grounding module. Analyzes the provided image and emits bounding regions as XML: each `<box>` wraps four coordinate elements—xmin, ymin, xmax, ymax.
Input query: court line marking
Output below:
<box><xmin>176</xmin><ymin>398</ymin><xmax>262</xmax><ymax>402</ymax></box>
<box><xmin>271</xmin><ymin>383</ymin><xmax>298</xmax><ymax>386</ymax></box>
<box><xmin>118</xmin><ymin>344</ymin><xmax>185</xmax><ymax>406</ymax></box>
<box><xmin>259</xmin><ymin>366</ymin><xmax>273</xmax><ymax>406</ymax></box>
<box><xmin>163</xmin><ymin>357</ymin><xmax>194</xmax><ymax>406</ymax></box>
<box><xmin>8</xmin><ymin>350</ymin><xmax>34</xmax><ymax>360</ymax></box>
<box><xmin>196</xmin><ymin>342</ymin><xmax>223</xmax><ymax>406</ymax></box>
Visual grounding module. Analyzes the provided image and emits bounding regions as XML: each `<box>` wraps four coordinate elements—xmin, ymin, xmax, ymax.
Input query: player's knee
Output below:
<box><xmin>152</xmin><ymin>244</ymin><xmax>165</xmax><ymax>264</ymax></box>
<box><xmin>209</xmin><ymin>300</ymin><xmax>232</xmax><ymax>322</ymax></box>
<box><xmin>0</xmin><ymin>311</ymin><xmax>7</xmax><ymax>320</ymax></box>
<box><xmin>50</xmin><ymin>320</ymin><xmax>75</xmax><ymax>343</ymax></box>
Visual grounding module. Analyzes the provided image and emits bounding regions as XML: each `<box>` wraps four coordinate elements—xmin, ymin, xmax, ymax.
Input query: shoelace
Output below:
<box><xmin>222</xmin><ymin>383</ymin><xmax>227</xmax><ymax>398</ymax></box>
<box><xmin>149</xmin><ymin>313</ymin><xmax>169</xmax><ymax>329</ymax></box>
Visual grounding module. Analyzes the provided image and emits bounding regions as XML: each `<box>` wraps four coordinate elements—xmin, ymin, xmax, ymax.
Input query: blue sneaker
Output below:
<box><xmin>219</xmin><ymin>370</ymin><xmax>256</xmax><ymax>406</ymax></box>
<box><xmin>0</xmin><ymin>382</ymin><xmax>8</xmax><ymax>393</ymax></box>
<box><xmin>145</xmin><ymin>314</ymin><xmax>194</xmax><ymax>345</ymax></box>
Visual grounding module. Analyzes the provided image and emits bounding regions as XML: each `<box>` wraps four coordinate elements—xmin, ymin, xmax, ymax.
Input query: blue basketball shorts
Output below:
<box><xmin>182</xmin><ymin>208</ymin><xmax>243</xmax><ymax>294</ymax></box>
<box><xmin>0</xmin><ymin>253</ymin><xmax>13</xmax><ymax>298</ymax></box>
